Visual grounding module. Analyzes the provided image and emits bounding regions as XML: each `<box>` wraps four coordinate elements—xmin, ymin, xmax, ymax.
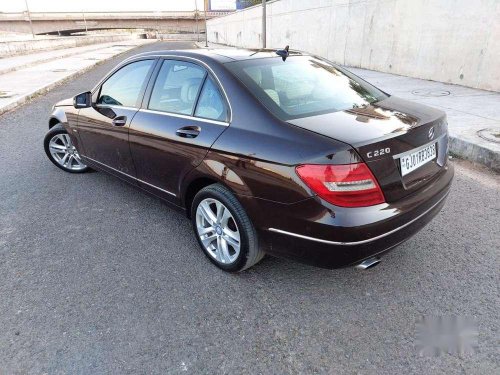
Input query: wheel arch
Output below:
<box><xmin>49</xmin><ymin>107</ymin><xmax>68</xmax><ymax>129</ymax></box>
<box><xmin>183</xmin><ymin>177</ymin><xmax>219</xmax><ymax>218</ymax></box>
<box><xmin>182</xmin><ymin>160</ymin><xmax>253</xmax><ymax>218</ymax></box>
<box><xmin>48</xmin><ymin>117</ymin><xmax>60</xmax><ymax>129</ymax></box>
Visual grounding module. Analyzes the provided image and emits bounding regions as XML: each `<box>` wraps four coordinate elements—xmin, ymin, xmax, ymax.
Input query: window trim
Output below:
<box><xmin>192</xmin><ymin>73</ymin><xmax>208</xmax><ymax>117</ymax></box>
<box><xmin>191</xmin><ymin>73</ymin><xmax>208</xmax><ymax>117</ymax></box>
<box><xmin>193</xmin><ymin>75</ymin><xmax>229</xmax><ymax>123</ymax></box>
<box><xmin>138</xmin><ymin>108</ymin><xmax>229</xmax><ymax>127</ymax></box>
<box><xmin>142</xmin><ymin>56</ymin><xmax>231</xmax><ymax>124</ymax></box>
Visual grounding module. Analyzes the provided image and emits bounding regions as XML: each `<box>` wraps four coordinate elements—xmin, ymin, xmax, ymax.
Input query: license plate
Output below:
<box><xmin>399</xmin><ymin>143</ymin><xmax>436</xmax><ymax>176</ymax></box>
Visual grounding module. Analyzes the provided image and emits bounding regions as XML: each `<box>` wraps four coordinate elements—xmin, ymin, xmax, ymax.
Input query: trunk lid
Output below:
<box><xmin>288</xmin><ymin>96</ymin><xmax>449</xmax><ymax>202</ymax></box>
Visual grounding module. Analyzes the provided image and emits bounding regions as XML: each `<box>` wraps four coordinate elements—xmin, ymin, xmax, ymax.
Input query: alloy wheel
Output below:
<box><xmin>48</xmin><ymin>134</ymin><xmax>87</xmax><ymax>171</ymax></box>
<box><xmin>195</xmin><ymin>198</ymin><xmax>241</xmax><ymax>264</ymax></box>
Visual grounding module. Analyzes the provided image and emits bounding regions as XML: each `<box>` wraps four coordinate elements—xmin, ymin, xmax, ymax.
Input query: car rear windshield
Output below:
<box><xmin>225</xmin><ymin>56</ymin><xmax>388</xmax><ymax>120</ymax></box>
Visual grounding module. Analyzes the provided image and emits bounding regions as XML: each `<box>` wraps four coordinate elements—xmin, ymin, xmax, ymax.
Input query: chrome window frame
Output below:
<box><xmin>139</xmin><ymin>108</ymin><xmax>228</xmax><ymax>126</ymax></box>
<box><xmin>91</xmin><ymin>54</ymin><xmax>233</xmax><ymax>125</ymax></box>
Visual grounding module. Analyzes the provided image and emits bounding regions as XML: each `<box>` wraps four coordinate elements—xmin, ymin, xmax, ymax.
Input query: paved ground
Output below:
<box><xmin>0</xmin><ymin>41</ymin><xmax>499</xmax><ymax>374</ymax></box>
<box><xmin>0</xmin><ymin>38</ymin><xmax>155</xmax><ymax>116</ymax></box>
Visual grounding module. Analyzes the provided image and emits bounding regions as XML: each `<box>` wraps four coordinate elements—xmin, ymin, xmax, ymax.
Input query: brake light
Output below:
<box><xmin>295</xmin><ymin>163</ymin><xmax>385</xmax><ymax>207</ymax></box>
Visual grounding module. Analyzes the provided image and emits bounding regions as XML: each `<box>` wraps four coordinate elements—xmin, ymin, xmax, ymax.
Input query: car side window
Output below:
<box><xmin>149</xmin><ymin>60</ymin><xmax>206</xmax><ymax>115</ymax></box>
<box><xmin>194</xmin><ymin>76</ymin><xmax>228</xmax><ymax>122</ymax></box>
<box><xmin>97</xmin><ymin>59</ymin><xmax>154</xmax><ymax>107</ymax></box>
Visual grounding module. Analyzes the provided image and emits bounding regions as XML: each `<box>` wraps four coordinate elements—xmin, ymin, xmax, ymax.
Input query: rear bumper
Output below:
<box><xmin>238</xmin><ymin>163</ymin><xmax>454</xmax><ymax>268</ymax></box>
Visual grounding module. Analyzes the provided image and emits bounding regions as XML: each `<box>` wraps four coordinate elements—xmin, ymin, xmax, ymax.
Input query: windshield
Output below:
<box><xmin>226</xmin><ymin>56</ymin><xmax>388</xmax><ymax>120</ymax></box>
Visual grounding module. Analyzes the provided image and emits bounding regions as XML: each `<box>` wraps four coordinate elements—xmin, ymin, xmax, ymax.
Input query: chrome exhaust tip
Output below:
<box><xmin>355</xmin><ymin>257</ymin><xmax>381</xmax><ymax>270</ymax></box>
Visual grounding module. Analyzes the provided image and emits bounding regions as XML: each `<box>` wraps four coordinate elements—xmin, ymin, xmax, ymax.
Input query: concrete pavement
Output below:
<box><xmin>197</xmin><ymin>42</ymin><xmax>500</xmax><ymax>173</ymax></box>
<box><xmin>0</xmin><ymin>41</ymin><xmax>498</xmax><ymax>374</ymax></box>
<box><xmin>0</xmin><ymin>39</ymin><xmax>156</xmax><ymax>116</ymax></box>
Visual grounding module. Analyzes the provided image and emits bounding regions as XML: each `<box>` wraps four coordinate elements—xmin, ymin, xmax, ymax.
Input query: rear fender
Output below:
<box><xmin>181</xmin><ymin>151</ymin><xmax>313</xmax><ymax>205</ymax></box>
<box><xmin>181</xmin><ymin>158</ymin><xmax>252</xmax><ymax>206</ymax></box>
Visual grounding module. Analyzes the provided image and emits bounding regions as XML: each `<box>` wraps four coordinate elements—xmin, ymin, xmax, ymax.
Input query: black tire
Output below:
<box><xmin>191</xmin><ymin>183</ymin><xmax>265</xmax><ymax>272</ymax></box>
<box><xmin>44</xmin><ymin>124</ymin><xmax>90</xmax><ymax>173</ymax></box>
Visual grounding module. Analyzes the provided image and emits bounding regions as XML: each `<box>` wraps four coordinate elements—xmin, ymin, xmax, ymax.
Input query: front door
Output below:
<box><xmin>129</xmin><ymin>58</ymin><xmax>230</xmax><ymax>203</ymax></box>
<box><xmin>77</xmin><ymin>59</ymin><xmax>156</xmax><ymax>181</ymax></box>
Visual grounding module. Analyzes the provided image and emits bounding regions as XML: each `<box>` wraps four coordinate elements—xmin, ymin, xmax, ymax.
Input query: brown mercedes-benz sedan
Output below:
<box><xmin>44</xmin><ymin>48</ymin><xmax>453</xmax><ymax>272</ymax></box>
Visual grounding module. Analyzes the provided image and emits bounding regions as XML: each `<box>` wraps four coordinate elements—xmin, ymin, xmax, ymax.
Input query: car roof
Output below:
<box><xmin>131</xmin><ymin>48</ymin><xmax>306</xmax><ymax>64</ymax></box>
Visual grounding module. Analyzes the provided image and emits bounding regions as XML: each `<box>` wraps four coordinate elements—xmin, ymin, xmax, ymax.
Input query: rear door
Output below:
<box><xmin>129</xmin><ymin>58</ymin><xmax>230</xmax><ymax>203</ymax></box>
<box><xmin>77</xmin><ymin>59</ymin><xmax>156</xmax><ymax>182</ymax></box>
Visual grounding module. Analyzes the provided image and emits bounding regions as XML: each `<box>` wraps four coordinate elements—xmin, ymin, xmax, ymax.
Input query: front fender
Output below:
<box><xmin>48</xmin><ymin>106</ymin><xmax>84</xmax><ymax>154</ymax></box>
<box><xmin>49</xmin><ymin>107</ymin><xmax>68</xmax><ymax>129</ymax></box>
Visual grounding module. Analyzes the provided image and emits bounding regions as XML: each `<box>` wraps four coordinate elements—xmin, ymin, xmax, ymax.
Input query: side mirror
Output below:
<box><xmin>73</xmin><ymin>91</ymin><xmax>92</xmax><ymax>108</ymax></box>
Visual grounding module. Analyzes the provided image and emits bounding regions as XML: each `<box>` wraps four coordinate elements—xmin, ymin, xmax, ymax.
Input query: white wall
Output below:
<box><xmin>207</xmin><ymin>0</ymin><xmax>500</xmax><ymax>92</ymax></box>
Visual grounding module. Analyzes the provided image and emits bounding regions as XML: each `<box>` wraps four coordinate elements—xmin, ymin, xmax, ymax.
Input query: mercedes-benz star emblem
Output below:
<box><xmin>428</xmin><ymin>127</ymin><xmax>435</xmax><ymax>140</ymax></box>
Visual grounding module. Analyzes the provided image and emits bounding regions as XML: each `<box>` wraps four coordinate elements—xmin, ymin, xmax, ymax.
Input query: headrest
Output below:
<box><xmin>180</xmin><ymin>77</ymin><xmax>203</xmax><ymax>104</ymax></box>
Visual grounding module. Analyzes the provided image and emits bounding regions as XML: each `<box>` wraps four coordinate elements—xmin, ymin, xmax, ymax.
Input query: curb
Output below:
<box><xmin>449</xmin><ymin>136</ymin><xmax>500</xmax><ymax>173</ymax></box>
<box><xmin>0</xmin><ymin>42</ymin><xmax>153</xmax><ymax>117</ymax></box>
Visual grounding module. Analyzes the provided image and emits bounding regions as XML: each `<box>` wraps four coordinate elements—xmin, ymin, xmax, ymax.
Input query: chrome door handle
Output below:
<box><xmin>176</xmin><ymin>126</ymin><xmax>200</xmax><ymax>138</ymax></box>
<box><xmin>112</xmin><ymin>116</ymin><xmax>127</xmax><ymax>127</ymax></box>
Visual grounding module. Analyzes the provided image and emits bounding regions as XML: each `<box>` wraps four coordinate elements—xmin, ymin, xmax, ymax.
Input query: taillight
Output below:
<box><xmin>295</xmin><ymin>163</ymin><xmax>385</xmax><ymax>207</ymax></box>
